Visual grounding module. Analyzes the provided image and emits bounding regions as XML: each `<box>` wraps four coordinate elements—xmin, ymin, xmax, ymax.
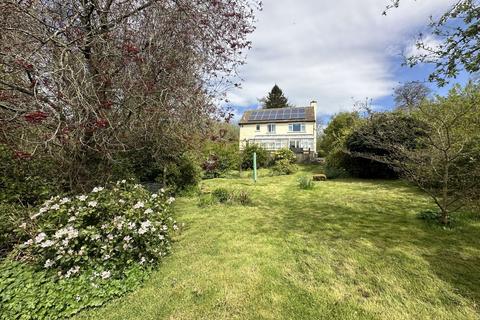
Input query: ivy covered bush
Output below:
<box><xmin>18</xmin><ymin>180</ymin><xmax>178</xmax><ymax>279</ymax></box>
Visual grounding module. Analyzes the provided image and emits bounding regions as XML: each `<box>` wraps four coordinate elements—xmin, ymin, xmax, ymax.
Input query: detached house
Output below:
<box><xmin>239</xmin><ymin>101</ymin><xmax>317</xmax><ymax>155</ymax></box>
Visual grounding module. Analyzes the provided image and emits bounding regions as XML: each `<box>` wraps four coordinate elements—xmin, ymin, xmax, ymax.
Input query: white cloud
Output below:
<box><xmin>404</xmin><ymin>34</ymin><xmax>443</xmax><ymax>60</ymax></box>
<box><xmin>227</xmin><ymin>0</ymin><xmax>455</xmax><ymax>117</ymax></box>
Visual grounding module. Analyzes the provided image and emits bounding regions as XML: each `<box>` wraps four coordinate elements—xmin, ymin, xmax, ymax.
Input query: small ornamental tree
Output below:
<box><xmin>261</xmin><ymin>85</ymin><xmax>291</xmax><ymax>109</ymax></box>
<box><xmin>352</xmin><ymin>84</ymin><xmax>480</xmax><ymax>224</ymax></box>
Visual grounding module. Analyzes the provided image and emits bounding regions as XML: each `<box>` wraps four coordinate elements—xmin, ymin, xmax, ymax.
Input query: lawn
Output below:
<box><xmin>78</xmin><ymin>166</ymin><xmax>480</xmax><ymax>320</ymax></box>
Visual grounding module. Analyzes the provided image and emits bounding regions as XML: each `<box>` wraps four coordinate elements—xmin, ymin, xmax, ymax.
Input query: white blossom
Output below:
<box><xmin>144</xmin><ymin>208</ymin><xmax>153</xmax><ymax>214</ymax></box>
<box><xmin>100</xmin><ymin>270</ymin><xmax>111</xmax><ymax>279</ymax></box>
<box><xmin>65</xmin><ymin>266</ymin><xmax>80</xmax><ymax>278</ymax></box>
<box><xmin>88</xmin><ymin>201</ymin><xmax>97</xmax><ymax>207</ymax></box>
<box><xmin>44</xmin><ymin>259</ymin><xmax>54</xmax><ymax>268</ymax></box>
<box><xmin>77</xmin><ymin>195</ymin><xmax>87</xmax><ymax>201</ymax></box>
<box><xmin>151</xmin><ymin>194</ymin><xmax>158</xmax><ymax>199</ymax></box>
<box><xmin>68</xmin><ymin>216</ymin><xmax>76</xmax><ymax>222</ymax></box>
<box><xmin>121</xmin><ymin>180</ymin><xmax>126</xmax><ymax>184</ymax></box>
<box><xmin>60</xmin><ymin>197</ymin><xmax>70</xmax><ymax>204</ymax></box>
<box><xmin>141</xmin><ymin>220</ymin><xmax>152</xmax><ymax>228</ymax></box>
<box><xmin>133</xmin><ymin>201</ymin><xmax>145</xmax><ymax>209</ymax></box>
<box><xmin>160</xmin><ymin>188</ymin><xmax>165</xmax><ymax>193</ymax></box>
<box><xmin>54</xmin><ymin>226</ymin><xmax>78</xmax><ymax>240</ymax></box>
<box><xmin>91</xmin><ymin>234</ymin><xmax>101</xmax><ymax>240</ymax></box>
<box><xmin>92</xmin><ymin>187</ymin><xmax>104</xmax><ymax>193</ymax></box>
<box><xmin>119</xmin><ymin>199</ymin><xmax>125</xmax><ymax>204</ymax></box>
<box><xmin>35</xmin><ymin>232</ymin><xmax>47</xmax><ymax>243</ymax></box>
<box><xmin>51</xmin><ymin>204</ymin><xmax>60</xmax><ymax>210</ymax></box>
<box><xmin>123</xmin><ymin>235</ymin><xmax>132</xmax><ymax>242</ymax></box>
<box><xmin>140</xmin><ymin>256</ymin><xmax>146</xmax><ymax>264</ymax></box>
<box><xmin>23</xmin><ymin>239</ymin><xmax>34</xmax><ymax>246</ymax></box>
<box><xmin>166</xmin><ymin>197</ymin><xmax>175</xmax><ymax>205</ymax></box>
<box><xmin>40</xmin><ymin>240</ymin><xmax>55</xmax><ymax>248</ymax></box>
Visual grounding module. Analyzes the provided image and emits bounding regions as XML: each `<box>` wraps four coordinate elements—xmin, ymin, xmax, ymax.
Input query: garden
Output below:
<box><xmin>1</xmin><ymin>0</ymin><xmax>480</xmax><ymax>319</ymax></box>
<box><xmin>76</xmin><ymin>166</ymin><xmax>480</xmax><ymax>319</ymax></box>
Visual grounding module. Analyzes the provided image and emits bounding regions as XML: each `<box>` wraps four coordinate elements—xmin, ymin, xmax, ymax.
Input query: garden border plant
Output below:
<box><xmin>0</xmin><ymin>180</ymin><xmax>180</xmax><ymax>319</ymax></box>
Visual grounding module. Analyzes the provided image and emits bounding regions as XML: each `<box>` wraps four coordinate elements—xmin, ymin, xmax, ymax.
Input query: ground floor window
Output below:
<box><xmin>248</xmin><ymin>138</ymin><xmax>313</xmax><ymax>151</ymax></box>
<box><xmin>289</xmin><ymin>140</ymin><xmax>300</xmax><ymax>148</ymax></box>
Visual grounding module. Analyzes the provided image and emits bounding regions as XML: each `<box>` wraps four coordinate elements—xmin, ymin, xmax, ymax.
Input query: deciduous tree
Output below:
<box><xmin>351</xmin><ymin>83</ymin><xmax>480</xmax><ymax>224</ymax></box>
<box><xmin>0</xmin><ymin>0</ymin><xmax>260</xmax><ymax>188</ymax></box>
<box><xmin>394</xmin><ymin>82</ymin><xmax>431</xmax><ymax>112</ymax></box>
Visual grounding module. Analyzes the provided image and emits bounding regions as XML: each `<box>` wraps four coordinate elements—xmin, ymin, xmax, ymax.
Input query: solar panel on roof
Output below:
<box><xmin>247</xmin><ymin>107</ymin><xmax>309</xmax><ymax>122</ymax></box>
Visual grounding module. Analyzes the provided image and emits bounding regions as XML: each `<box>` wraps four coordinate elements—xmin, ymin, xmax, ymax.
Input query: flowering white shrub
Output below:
<box><xmin>20</xmin><ymin>181</ymin><xmax>177</xmax><ymax>278</ymax></box>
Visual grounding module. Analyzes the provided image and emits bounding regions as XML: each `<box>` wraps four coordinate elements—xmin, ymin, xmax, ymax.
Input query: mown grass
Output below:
<box><xmin>78</xmin><ymin>165</ymin><xmax>480</xmax><ymax>319</ymax></box>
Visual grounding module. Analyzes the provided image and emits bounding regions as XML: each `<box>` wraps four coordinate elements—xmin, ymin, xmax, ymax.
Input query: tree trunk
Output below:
<box><xmin>440</xmin><ymin>208</ymin><xmax>449</xmax><ymax>225</ymax></box>
<box><xmin>162</xmin><ymin>166</ymin><xmax>167</xmax><ymax>187</ymax></box>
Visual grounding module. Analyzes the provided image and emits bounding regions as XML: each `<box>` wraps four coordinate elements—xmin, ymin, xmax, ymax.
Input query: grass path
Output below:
<box><xmin>78</xmin><ymin>167</ymin><xmax>480</xmax><ymax>319</ymax></box>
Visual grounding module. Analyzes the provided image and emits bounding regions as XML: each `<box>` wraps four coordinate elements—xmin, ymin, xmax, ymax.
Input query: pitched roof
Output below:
<box><xmin>239</xmin><ymin>106</ymin><xmax>315</xmax><ymax>124</ymax></box>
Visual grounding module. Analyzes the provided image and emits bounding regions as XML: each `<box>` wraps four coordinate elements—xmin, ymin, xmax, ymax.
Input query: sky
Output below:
<box><xmin>226</xmin><ymin>0</ymin><xmax>470</xmax><ymax>124</ymax></box>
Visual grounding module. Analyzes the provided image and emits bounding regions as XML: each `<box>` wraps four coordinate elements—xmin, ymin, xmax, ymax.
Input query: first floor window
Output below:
<box><xmin>267</xmin><ymin>124</ymin><xmax>276</xmax><ymax>133</ymax></box>
<box><xmin>256</xmin><ymin>124</ymin><xmax>260</xmax><ymax>131</ymax></box>
<box><xmin>289</xmin><ymin>123</ymin><xmax>305</xmax><ymax>132</ymax></box>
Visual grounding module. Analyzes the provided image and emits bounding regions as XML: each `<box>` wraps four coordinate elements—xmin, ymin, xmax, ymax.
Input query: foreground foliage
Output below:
<box><xmin>19</xmin><ymin>181</ymin><xmax>177</xmax><ymax>278</ymax></box>
<box><xmin>0</xmin><ymin>260</ymin><xmax>149</xmax><ymax>320</ymax></box>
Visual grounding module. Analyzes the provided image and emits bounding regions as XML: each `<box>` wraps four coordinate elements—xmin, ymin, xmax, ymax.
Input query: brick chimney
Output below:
<box><xmin>310</xmin><ymin>100</ymin><xmax>317</xmax><ymax>119</ymax></box>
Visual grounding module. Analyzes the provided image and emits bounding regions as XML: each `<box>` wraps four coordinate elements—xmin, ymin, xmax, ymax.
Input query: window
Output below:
<box><xmin>256</xmin><ymin>124</ymin><xmax>260</xmax><ymax>131</ymax></box>
<box><xmin>301</xmin><ymin>139</ymin><xmax>314</xmax><ymax>151</ymax></box>
<box><xmin>289</xmin><ymin>139</ymin><xmax>300</xmax><ymax>148</ymax></box>
<box><xmin>288</xmin><ymin>123</ymin><xmax>305</xmax><ymax>132</ymax></box>
<box><xmin>267</xmin><ymin>124</ymin><xmax>276</xmax><ymax>133</ymax></box>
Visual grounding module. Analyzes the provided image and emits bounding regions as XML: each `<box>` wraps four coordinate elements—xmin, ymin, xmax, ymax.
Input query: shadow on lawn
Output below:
<box><xmin>272</xmin><ymin>179</ymin><xmax>480</xmax><ymax>311</ymax></box>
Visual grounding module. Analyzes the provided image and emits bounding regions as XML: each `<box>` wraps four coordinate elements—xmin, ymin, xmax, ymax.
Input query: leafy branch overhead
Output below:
<box><xmin>385</xmin><ymin>0</ymin><xmax>480</xmax><ymax>86</ymax></box>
